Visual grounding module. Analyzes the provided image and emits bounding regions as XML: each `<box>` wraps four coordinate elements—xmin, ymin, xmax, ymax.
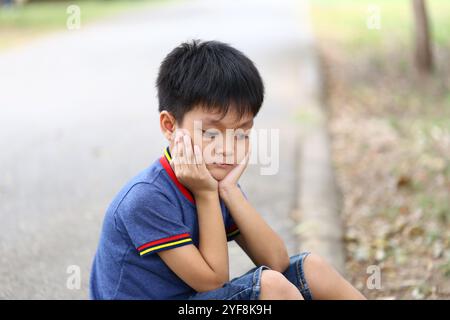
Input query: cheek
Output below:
<box><xmin>234</xmin><ymin>140</ymin><xmax>250</xmax><ymax>162</ymax></box>
<box><xmin>201</xmin><ymin>140</ymin><xmax>223</xmax><ymax>163</ymax></box>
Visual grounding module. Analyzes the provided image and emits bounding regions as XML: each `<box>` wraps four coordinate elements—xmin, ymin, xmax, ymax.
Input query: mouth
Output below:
<box><xmin>211</xmin><ymin>162</ymin><xmax>234</xmax><ymax>168</ymax></box>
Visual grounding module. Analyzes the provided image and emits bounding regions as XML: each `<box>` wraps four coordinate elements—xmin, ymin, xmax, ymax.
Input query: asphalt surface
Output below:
<box><xmin>0</xmin><ymin>0</ymin><xmax>314</xmax><ymax>298</ymax></box>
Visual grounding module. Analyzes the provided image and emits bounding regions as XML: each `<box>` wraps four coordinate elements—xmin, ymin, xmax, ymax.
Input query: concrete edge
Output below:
<box><xmin>295</xmin><ymin>122</ymin><xmax>346</xmax><ymax>276</ymax></box>
<box><xmin>292</xmin><ymin>0</ymin><xmax>346</xmax><ymax>276</ymax></box>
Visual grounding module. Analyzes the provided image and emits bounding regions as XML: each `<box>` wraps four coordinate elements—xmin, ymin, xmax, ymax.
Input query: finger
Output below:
<box><xmin>234</xmin><ymin>142</ymin><xmax>250</xmax><ymax>166</ymax></box>
<box><xmin>243</xmin><ymin>149</ymin><xmax>251</xmax><ymax>164</ymax></box>
<box><xmin>170</xmin><ymin>143</ymin><xmax>177</xmax><ymax>164</ymax></box>
<box><xmin>176</xmin><ymin>132</ymin><xmax>186</xmax><ymax>165</ymax></box>
<box><xmin>240</xmin><ymin>152</ymin><xmax>250</xmax><ymax>167</ymax></box>
<box><xmin>183</xmin><ymin>134</ymin><xmax>195</xmax><ymax>166</ymax></box>
<box><xmin>171</xmin><ymin>143</ymin><xmax>181</xmax><ymax>175</ymax></box>
<box><xmin>193</xmin><ymin>144</ymin><xmax>204</xmax><ymax>168</ymax></box>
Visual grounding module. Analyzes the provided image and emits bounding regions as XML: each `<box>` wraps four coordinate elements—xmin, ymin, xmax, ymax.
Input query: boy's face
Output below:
<box><xmin>167</xmin><ymin>106</ymin><xmax>254</xmax><ymax>181</ymax></box>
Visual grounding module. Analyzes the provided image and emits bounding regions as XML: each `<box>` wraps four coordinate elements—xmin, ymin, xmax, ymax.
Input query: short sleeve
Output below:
<box><xmin>225</xmin><ymin>214</ymin><xmax>240</xmax><ymax>241</ymax></box>
<box><xmin>116</xmin><ymin>183</ymin><xmax>193</xmax><ymax>257</ymax></box>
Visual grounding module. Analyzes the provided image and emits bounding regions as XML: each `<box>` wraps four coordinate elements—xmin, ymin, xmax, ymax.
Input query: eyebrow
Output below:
<box><xmin>202</xmin><ymin>117</ymin><xmax>254</xmax><ymax>129</ymax></box>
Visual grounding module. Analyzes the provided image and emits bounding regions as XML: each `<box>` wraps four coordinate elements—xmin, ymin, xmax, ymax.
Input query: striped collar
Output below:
<box><xmin>159</xmin><ymin>146</ymin><xmax>195</xmax><ymax>204</ymax></box>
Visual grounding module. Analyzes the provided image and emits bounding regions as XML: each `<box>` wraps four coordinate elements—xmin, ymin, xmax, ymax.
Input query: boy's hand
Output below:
<box><xmin>218</xmin><ymin>144</ymin><xmax>251</xmax><ymax>198</ymax></box>
<box><xmin>171</xmin><ymin>130</ymin><xmax>218</xmax><ymax>197</ymax></box>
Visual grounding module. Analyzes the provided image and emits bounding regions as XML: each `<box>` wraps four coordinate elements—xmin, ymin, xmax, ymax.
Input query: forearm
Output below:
<box><xmin>195</xmin><ymin>191</ymin><xmax>229</xmax><ymax>282</ymax></box>
<box><xmin>220</xmin><ymin>186</ymin><xmax>289</xmax><ymax>271</ymax></box>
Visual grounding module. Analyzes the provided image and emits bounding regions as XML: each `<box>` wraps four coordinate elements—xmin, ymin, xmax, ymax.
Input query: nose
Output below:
<box><xmin>214</xmin><ymin>142</ymin><xmax>233</xmax><ymax>156</ymax></box>
<box><xmin>214</xmin><ymin>135</ymin><xmax>234</xmax><ymax>161</ymax></box>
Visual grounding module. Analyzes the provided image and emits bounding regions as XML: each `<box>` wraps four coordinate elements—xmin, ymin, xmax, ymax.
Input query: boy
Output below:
<box><xmin>89</xmin><ymin>39</ymin><xmax>366</xmax><ymax>300</ymax></box>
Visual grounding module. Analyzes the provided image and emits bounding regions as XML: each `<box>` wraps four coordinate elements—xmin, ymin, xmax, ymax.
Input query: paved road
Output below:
<box><xmin>0</xmin><ymin>0</ymin><xmax>315</xmax><ymax>298</ymax></box>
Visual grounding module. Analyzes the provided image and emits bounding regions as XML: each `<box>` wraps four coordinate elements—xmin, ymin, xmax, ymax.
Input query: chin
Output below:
<box><xmin>207</xmin><ymin>166</ymin><xmax>232</xmax><ymax>181</ymax></box>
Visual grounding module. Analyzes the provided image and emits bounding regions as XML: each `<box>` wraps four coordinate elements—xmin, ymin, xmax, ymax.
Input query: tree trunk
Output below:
<box><xmin>412</xmin><ymin>0</ymin><xmax>433</xmax><ymax>74</ymax></box>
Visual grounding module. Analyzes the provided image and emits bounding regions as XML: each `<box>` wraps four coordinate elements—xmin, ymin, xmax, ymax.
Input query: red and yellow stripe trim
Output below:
<box><xmin>159</xmin><ymin>147</ymin><xmax>195</xmax><ymax>204</ymax></box>
<box><xmin>138</xmin><ymin>233</ymin><xmax>193</xmax><ymax>256</ymax></box>
<box><xmin>226</xmin><ymin>223</ymin><xmax>240</xmax><ymax>239</ymax></box>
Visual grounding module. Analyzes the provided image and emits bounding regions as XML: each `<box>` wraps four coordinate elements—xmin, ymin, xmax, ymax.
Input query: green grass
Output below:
<box><xmin>0</xmin><ymin>0</ymin><xmax>165</xmax><ymax>28</ymax></box>
<box><xmin>0</xmin><ymin>0</ymin><xmax>169</xmax><ymax>49</ymax></box>
<box><xmin>310</xmin><ymin>0</ymin><xmax>450</xmax><ymax>49</ymax></box>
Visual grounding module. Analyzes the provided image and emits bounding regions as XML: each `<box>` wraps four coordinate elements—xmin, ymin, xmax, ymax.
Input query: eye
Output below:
<box><xmin>202</xmin><ymin>129</ymin><xmax>219</xmax><ymax>139</ymax></box>
<box><xmin>234</xmin><ymin>130</ymin><xmax>250</xmax><ymax>140</ymax></box>
<box><xmin>235</xmin><ymin>132</ymin><xmax>250</xmax><ymax>140</ymax></box>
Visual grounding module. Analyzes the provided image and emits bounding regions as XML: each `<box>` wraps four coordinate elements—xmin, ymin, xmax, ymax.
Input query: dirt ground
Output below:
<box><xmin>319</xmin><ymin>42</ymin><xmax>450</xmax><ymax>299</ymax></box>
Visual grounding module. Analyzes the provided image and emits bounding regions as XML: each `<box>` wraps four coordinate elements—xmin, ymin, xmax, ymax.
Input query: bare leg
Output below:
<box><xmin>303</xmin><ymin>253</ymin><xmax>366</xmax><ymax>300</ymax></box>
<box><xmin>259</xmin><ymin>270</ymin><xmax>304</xmax><ymax>300</ymax></box>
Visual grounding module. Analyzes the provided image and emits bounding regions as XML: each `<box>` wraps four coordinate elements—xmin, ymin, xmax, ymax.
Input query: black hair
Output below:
<box><xmin>156</xmin><ymin>39</ymin><xmax>264</xmax><ymax>123</ymax></box>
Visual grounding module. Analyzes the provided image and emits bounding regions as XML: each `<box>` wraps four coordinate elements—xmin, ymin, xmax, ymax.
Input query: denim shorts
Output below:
<box><xmin>187</xmin><ymin>252</ymin><xmax>313</xmax><ymax>300</ymax></box>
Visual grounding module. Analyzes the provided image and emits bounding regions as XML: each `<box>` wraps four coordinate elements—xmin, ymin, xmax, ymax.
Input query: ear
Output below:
<box><xmin>160</xmin><ymin>111</ymin><xmax>177</xmax><ymax>143</ymax></box>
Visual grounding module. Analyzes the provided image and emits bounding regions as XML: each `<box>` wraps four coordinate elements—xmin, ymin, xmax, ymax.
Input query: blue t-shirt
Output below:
<box><xmin>89</xmin><ymin>146</ymin><xmax>241</xmax><ymax>300</ymax></box>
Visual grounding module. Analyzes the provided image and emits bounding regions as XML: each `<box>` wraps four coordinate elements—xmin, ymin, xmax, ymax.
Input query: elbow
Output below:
<box><xmin>279</xmin><ymin>257</ymin><xmax>291</xmax><ymax>273</ymax></box>
<box><xmin>211</xmin><ymin>273</ymin><xmax>229</xmax><ymax>290</ymax></box>
<box><xmin>268</xmin><ymin>251</ymin><xmax>290</xmax><ymax>273</ymax></box>
<box><xmin>194</xmin><ymin>273</ymin><xmax>229</xmax><ymax>293</ymax></box>
<box><xmin>269</xmin><ymin>260</ymin><xmax>290</xmax><ymax>273</ymax></box>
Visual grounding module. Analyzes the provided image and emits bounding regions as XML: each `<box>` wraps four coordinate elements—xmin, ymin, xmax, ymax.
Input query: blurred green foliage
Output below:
<box><xmin>0</xmin><ymin>0</ymin><xmax>167</xmax><ymax>49</ymax></box>
<box><xmin>0</xmin><ymin>0</ymin><xmax>163</xmax><ymax>29</ymax></box>
<box><xmin>310</xmin><ymin>0</ymin><xmax>450</xmax><ymax>49</ymax></box>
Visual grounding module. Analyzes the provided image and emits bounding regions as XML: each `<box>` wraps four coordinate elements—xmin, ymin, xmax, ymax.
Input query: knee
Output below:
<box><xmin>260</xmin><ymin>270</ymin><xmax>303</xmax><ymax>300</ymax></box>
<box><xmin>305</xmin><ymin>253</ymin><xmax>331</xmax><ymax>268</ymax></box>
<box><xmin>303</xmin><ymin>252</ymin><xmax>337</xmax><ymax>276</ymax></box>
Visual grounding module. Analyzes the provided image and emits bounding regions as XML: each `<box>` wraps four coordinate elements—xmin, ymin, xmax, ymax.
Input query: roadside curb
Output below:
<box><xmin>293</xmin><ymin>0</ymin><xmax>346</xmax><ymax>276</ymax></box>
<box><xmin>295</xmin><ymin>117</ymin><xmax>346</xmax><ymax>275</ymax></box>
